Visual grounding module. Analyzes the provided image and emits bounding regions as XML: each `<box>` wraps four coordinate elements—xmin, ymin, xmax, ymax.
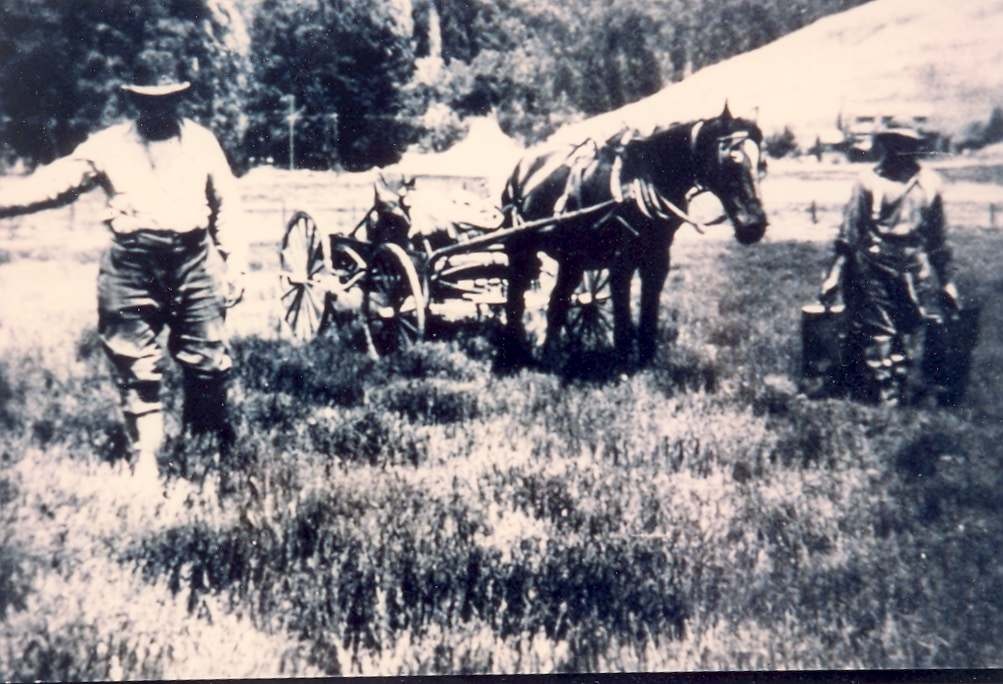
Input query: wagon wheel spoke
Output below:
<box><xmin>283</xmin><ymin>285</ymin><xmax>305</xmax><ymax>328</ymax></box>
<box><xmin>279</xmin><ymin>212</ymin><xmax>330</xmax><ymax>341</ymax></box>
<box><xmin>363</xmin><ymin>244</ymin><xmax>426</xmax><ymax>358</ymax></box>
<box><xmin>283</xmin><ymin>280</ymin><xmax>324</xmax><ymax>340</ymax></box>
<box><xmin>396</xmin><ymin>315</ymin><xmax>421</xmax><ymax>346</ymax></box>
<box><xmin>303</xmin><ymin>282</ymin><xmax>324</xmax><ymax>329</ymax></box>
<box><xmin>567</xmin><ymin>306</ymin><xmax>586</xmax><ymax>331</ymax></box>
<box><xmin>590</xmin><ymin>269</ymin><xmax>611</xmax><ymax>297</ymax></box>
<box><xmin>280</xmin><ymin>284</ymin><xmax>300</xmax><ymax>303</ymax></box>
<box><xmin>308</xmin><ymin>253</ymin><xmax>326</xmax><ymax>278</ymax></box>
<box><xmin>566</xmin><ymin>268</ymin><xmax>615</xmax><ymax>352</ymax></box>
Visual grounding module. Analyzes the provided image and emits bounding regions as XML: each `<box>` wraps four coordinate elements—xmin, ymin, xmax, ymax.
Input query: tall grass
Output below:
<box><xmin>2</xmin><ymin>221</ymin><xmax>1003</xmax><ymax>676</ymax></box>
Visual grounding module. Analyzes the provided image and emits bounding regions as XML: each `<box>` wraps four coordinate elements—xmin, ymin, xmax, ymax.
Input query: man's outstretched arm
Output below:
<box><xmin>0</xmin><ymin>157</ymin><xmax>101</xmax><ymax>218</ymax></box>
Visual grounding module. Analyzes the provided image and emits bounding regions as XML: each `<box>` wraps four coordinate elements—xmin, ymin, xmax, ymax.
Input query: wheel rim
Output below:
<box><xmin>279</xmin><ymin>213</ymin><xmax>327</xmax><ymax>340</ymax></box>
<box><xmin>566</xmin><ymin>269</ymin><xmax>614</xmax><ymax>351</ymax></box>
<box><xmin>330</xmin><ymin>243</ymin><xmax>366</xmax><ymax>289</ymax></box>
<box><xmin>364</xmin><ymin>244</ymin><xmax>426</xmax><ymax>357</ymax></box>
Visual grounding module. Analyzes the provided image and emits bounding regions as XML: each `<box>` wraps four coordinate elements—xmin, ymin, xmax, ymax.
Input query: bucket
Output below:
<box><xmin>800</xmin><ymin>303</ymin><xmax>848</xmax><ymax>397</ymax></box>
<box><xmin>921</xmin><ymin>304</ymin><xmax>981</xmax><ymax>405</ymax></box>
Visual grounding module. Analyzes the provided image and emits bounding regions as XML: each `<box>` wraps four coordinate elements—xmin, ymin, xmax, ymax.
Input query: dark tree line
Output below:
<box><xmin>0</xmin><ymin>0</ymin><xmax>249</xmax><ymax>167</ymax></box>
<box><xmin>0</xmin><ymin>0</ymin><xmax>873</xmax><ymax>172</ymax></box>
<box><xmin>244</xmin><ymin>0</ymin><xmax>417</xmax><ymax>170</ymax></box>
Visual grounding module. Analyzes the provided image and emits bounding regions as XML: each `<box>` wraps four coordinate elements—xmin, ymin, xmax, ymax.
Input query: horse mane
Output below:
<box><xmin>610</xmin><ymin>114</ymin><xmax>763</xmax><ymax>197</ymax></box>
<box><xmin>645</xmin><ymin>115</ymin><xmax>763</xmax><ymax>147</ymax></box>
<box><xmin>615</xmin><ymin>120</ymin><xmax>698</xmax><ymax>187</ymax></box>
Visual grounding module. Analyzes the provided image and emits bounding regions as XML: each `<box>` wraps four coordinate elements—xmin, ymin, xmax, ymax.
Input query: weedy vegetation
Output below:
<box><xmin>2</xmin><ymin>169</ymin><xmax>1003</xmax><ymax>677</ymax></box>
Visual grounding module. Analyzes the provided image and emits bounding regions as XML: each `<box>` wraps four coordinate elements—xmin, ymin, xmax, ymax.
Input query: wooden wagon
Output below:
<box><xmin>277</xmin><ymin>200</ymin><xmax>618</xmax><ymax>358</ymax></box>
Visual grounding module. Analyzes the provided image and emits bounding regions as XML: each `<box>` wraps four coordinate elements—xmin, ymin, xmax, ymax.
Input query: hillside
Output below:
<box><xmin>549</xmin><ymin>0</ymin><xmax>1003</xmax><ymax>146</ymax></box>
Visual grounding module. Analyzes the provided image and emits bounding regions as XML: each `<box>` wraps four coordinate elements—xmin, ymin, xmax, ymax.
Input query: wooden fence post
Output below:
<box><xmin>990</xmin><ymin>203</ymin><xmax>996</xmax><ymax>229</ymax></box>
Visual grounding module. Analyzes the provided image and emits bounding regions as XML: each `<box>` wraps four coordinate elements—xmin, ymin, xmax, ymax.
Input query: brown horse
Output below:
<box><xmin>500</xmin><ymin>104</ymin><xmax>769</xmax><ymax>366</ymax></box>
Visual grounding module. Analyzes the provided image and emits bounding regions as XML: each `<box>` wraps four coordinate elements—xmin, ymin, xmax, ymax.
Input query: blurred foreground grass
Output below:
<box><xmin>1</xmin><ymin>218</ymin><xmax>1003</xmax><ymax>677</ymax></box>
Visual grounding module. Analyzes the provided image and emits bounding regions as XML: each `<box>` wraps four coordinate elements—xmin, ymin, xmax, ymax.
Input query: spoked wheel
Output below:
<box><xmin>363</xmin><ymin>243</ymin><xmax>426</xmax><ymax>358</ymax></box>
<box><xmin>565</xmin><ymin>268</ymin><xmax>614</xmax><ymax>351</ymax></box>
<box><xmin>328</xmin><ymin>242</ymin><xmax>367</xmax><ymax>313</ymax></box>
<box><xmin>278</xmin><ymin>211</ymin><xmax>330</xmax><ymax>341</ymax></box>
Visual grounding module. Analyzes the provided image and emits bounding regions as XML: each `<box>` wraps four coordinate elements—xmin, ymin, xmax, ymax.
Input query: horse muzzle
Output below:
<box><xmin>722</xmin><ymin>192</ymin><xmax>767</xmax><ymax>244</ymax></box>
<box><xmin>734</xmin><ymin>219</ymin><xmax>767</xmax><ymax>245</ymax></box>
<box><xmin>730</xmin><ymin>204</ymin><xmax>768</xmax><ymax>244</ymax></box>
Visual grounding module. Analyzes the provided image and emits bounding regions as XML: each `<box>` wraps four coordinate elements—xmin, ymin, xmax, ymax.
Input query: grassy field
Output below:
<box><xmin>1</xmin><ymin>163</ymin><xmax>1003</xmax><ymax>677</ymax></box>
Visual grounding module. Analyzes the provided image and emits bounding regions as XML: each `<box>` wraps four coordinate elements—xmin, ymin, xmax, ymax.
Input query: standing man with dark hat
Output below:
<box><xmin>818</xmin><ymin>120</ymin><xmax>960</xmax><ymax>405</ymax></box>
<box><xmin>0</xmin><ymin>51</ymin><xmax>247</xmax><ymax>487</ymax></box>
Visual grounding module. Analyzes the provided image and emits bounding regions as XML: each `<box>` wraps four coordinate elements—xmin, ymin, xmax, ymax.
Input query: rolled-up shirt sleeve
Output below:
<box><xmin>0</xmin><ymin>154</ymin><xmax>101</xmax><ymax>218</ymax></box>
<box><xmin>204</xmin><ymin>134</ymin><xmax>247</xmax><ymax>273</ymax></box>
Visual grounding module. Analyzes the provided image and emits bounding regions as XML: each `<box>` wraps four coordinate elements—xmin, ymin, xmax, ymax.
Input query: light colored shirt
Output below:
<box><xmin>0</xmin><ymin>118</ymin><xmax>246</xmax><ymax>268</ymax></box>
<box><xmin>836</xmin><ymin>165</ymin><xmax>950</xmax><ymax>274</ymax></box>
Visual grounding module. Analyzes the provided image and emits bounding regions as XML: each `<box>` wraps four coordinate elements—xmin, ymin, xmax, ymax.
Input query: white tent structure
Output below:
<box><xmin>391</xmin><ymin>115</ymin><xmax>523</xmax><ymax>185</ymax></box>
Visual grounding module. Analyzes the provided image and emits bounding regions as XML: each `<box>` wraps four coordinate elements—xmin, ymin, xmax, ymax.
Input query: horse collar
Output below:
<box><xmin>690</xmin><ymin>120</ymin><xmax>704</xmax><ymax>157</ymax></box>
<box><xmin>689</xmin><ymin>120</ymin><xmax>709</xmax><ymax>193</ymax></box>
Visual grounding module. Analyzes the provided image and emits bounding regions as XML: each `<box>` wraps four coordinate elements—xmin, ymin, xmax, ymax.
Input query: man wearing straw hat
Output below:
<box><xmin>818</xmin><ymin>119</ymin><xmax>960</xmax><ymax>405</ymax></box>
<box><xmin>0</xmin><ymin>50</ymin><xmax>247</xmax><ymax>487</ymax></box>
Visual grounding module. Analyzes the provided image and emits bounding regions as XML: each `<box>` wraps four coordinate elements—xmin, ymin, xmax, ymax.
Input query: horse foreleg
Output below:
<box><xmin>543</xmin><ymin>261</ymin><xmax>584</xmax><ymax>365</ymax></box>
<box><xmin>501</xmin><ymin>249</ymin><xmax>538</xmax><ymax>366</ymax></box>
<box><xmin>610</xmin><ymin>265</ymin><xmax>635</xmax><ymax>362</ymax></box>
<box><xmin>638</xmin><ymin>254</ymin><xmax>670</xmax><ymax>365</ymax></box>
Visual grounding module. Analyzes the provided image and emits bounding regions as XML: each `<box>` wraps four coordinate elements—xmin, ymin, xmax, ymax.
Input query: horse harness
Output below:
<box><xmin>548</xmin><ymin>121</ymin><xmax>757</xmax><ymax>236</ymax></box>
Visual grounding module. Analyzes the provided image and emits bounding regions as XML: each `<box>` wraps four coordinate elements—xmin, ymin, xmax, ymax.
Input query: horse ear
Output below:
<box><xmin>721</xmin><ymin>100</ymin><xmax>733</xmax><ymax>121</ymax></box>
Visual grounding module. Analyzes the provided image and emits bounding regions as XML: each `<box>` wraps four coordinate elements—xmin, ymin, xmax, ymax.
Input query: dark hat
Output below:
<box><xmin>121</xmin><ymin>50</ymin><xmax>191</xmax><ymax>97</ymax></box>
<box><xmin>874</xmin><ymin>118</ymin><xmax>924</xmax><ymax>142</ymax></box>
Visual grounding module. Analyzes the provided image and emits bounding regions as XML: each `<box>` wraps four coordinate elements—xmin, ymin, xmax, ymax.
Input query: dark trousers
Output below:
<box><xmin>97</xmin><ymin>229</ymin><xmax>231</xmax><ymax>420</ymax></box>
<box><xmin>847</xmin><ymin>253</ymin><xmax>928</xmax><ymax>403</ymax></box>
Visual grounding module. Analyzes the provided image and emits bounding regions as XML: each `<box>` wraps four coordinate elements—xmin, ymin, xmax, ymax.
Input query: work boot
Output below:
<box><xmin>182</xmin><ymin>371</ymin><xmax>235</xmax><ymax>454</ymax></box>
<box><xmin>864</xmin><ymin>335</ymin><xmax>899</xmax><ymax>405</ymax></box>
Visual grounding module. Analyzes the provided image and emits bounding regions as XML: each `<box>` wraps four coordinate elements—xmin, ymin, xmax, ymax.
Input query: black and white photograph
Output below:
<box><xmin>0</xmin><ymin>0</ymin><xmax>1001</xmax><ymax>678</ymax></box>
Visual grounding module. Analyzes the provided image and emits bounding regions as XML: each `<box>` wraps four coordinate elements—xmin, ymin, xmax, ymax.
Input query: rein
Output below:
<box><xmin>606</xmin><ymin>119</ymin><xmax>728</xmax><ymax>234</ymax></box>
<box><xmin>628</xmin><ymin>178</ymin><xmax>727</xmax><ymax>234</ymax></box>
<box><xmin>350</xmin><ymin>209</ymin><xmax>373</xmax><ymax>238</ymax></box>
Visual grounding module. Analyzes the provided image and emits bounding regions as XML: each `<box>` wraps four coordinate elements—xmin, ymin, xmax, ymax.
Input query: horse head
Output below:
<box><xmin>692</xmin><ymin>104</ymin><xmax>768</xmax><ymax>245</ymax></box>
<box><xmin>367</xmin><ymin>174</ymin><xmax>415</xmax><ymax>245</ymax></box>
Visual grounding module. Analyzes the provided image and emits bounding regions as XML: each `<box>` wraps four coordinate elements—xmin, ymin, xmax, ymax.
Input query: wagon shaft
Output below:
<box><xmin>427</xmin><ymin>199</ymin><xmax>619</xmax><ymax>268</ymax></box>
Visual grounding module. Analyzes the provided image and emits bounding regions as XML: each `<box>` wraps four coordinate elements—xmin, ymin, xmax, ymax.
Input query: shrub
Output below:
<box><xmin>982</xmin><ymin>106</ymin><xmax>1003</xmax><ymax>147</ymax></box>
<box><xmin>374</xmin><ymin>379</ymin><xmax>482</xmax><ymax>424</ymax></box>
<box><xmin>0</xmin><ymin>362</ymin><xmax>21</xmax><ymax>432</ymax></box>
<box><xmin>0</xmin><ymin>479</ymin><xmax>31</xmax><ymax>622</ymax></box>
<box><xmin>131</xmin><ymin>479</ymin><xmax>690</xmax><ymax>671</ymax></box>
<box><xmin>765</xmin><ymin>126</ymin><xmax>799</xmax><ymax>158</ymax></box>
<box><xmin>412</xmin><ymin>103</ymin><xmax>467</xmax><ymax>153</ymax></box>
<box><xmin>304</xmin><ymin>408</ymin><xmax>428</xmax><ymax>466</ymax></box>
<box><xmin>233</xmin><ymin>336</ymin><xmax>370</xmax><ymax>408</ymax></box>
